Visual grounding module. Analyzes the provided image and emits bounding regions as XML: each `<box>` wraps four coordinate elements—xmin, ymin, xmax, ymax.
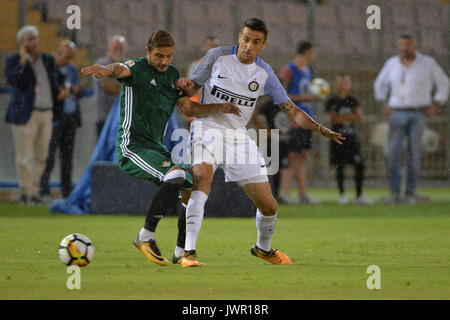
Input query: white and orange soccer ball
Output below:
<box><xmin>308</xmin><ymin>78</ymin><xmax>331</xmax><ymax>100</ymax></box>
<box><xmin>58</xmin><ymin>233</ymin><xmax>94</xmax><ymax>267</ymax></box>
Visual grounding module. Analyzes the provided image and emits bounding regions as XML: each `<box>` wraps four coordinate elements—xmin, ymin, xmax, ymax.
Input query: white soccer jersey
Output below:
<box><xmin>191</xmin><ymin>46</ymin><xmax>289</xmax><ymax>130</ymax></box>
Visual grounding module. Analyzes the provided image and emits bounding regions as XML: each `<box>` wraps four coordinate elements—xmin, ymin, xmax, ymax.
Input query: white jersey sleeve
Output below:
<box><xmin>255</xmin><ymin>59</ymin><xmax>290</xmax><ymax>106</ymax></box>
<box><xmin>191</xmin><ymin>47</ymin><xmax>233</xmax><ymax>87</ymax></box>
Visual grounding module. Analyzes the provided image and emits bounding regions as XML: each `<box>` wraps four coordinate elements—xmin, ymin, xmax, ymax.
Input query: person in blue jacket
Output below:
<box><xmin>4</xmin><ymin>25</ymin><xmax>66</xmax><ymax>204</ymax></box>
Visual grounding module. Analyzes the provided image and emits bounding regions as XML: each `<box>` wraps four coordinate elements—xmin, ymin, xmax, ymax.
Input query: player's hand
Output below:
<box><xmin>424</xmin><ymin>104</ymin><xmax>438</xmax><ymax>117</ymax></box>
<box><xmin>219</xmin><ymin>103</ymin><xmax>241</xmax><ymax>117</ymax></box>
<box><xmin>317</xmin><ymin>124</ymin><xmax>345</xmax><ymax>145</ymax></box>
<box><xmin>176</xmin><ymin>78</ymin><xmax>195</xmax><ymax>91</ymax></box>
<box><xmin>381</xmin><ymin>103</ymin><xmax>392</xmax><ymax>117</ymax></box>
<box><xmin>81</xmin><ymin>64</ymin><xmax>112</xmax><ymax>79</ymax></box>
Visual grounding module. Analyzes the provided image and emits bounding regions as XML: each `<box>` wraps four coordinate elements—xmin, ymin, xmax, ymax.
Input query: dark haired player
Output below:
<box><xmin>177</xmin><ymin>18</ymin><xmax>344</xmax><ymax>267</ymax></box>
<box><xmin>81</xmin><ymin>30</ymin><xmax>240</xmax><ymax>266</ymax></box>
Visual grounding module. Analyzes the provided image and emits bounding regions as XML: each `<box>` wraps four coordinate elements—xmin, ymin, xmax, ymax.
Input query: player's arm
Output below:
<box><xmin>278</xmin><ymin>99</ymin><xmax>345</xmax><ymax>144</ymax></box>
<box><xmin>176</xmin><ymin>96</ymin><xmax>241</xmax><ymax>118</ymax></box>
<box><xmin>81</xmin><ymin>63</ymin><xmax>131</xmax><ymax>79</ymax></box>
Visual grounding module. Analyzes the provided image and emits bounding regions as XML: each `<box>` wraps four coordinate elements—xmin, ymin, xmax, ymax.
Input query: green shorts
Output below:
<box><xmin>116</xmin><ymin>143</ymin><xmax>193</xmax><ymax>189</ymax></box>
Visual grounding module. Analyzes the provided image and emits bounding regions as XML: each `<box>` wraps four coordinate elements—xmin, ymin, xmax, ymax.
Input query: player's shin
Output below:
<box><xmin>255</xmin><ymin>209</ymin><xmax>277</xmax><ymax>252</ymax></box>
<box><xmin>184</xmin><ymin>190</ymin><xmax>208</xmax><ymax>251</ymax></box>
<box><xmin>139</xmin><ymin>172</ymin><xmax>185</xmax><ymax>241</ymax></box>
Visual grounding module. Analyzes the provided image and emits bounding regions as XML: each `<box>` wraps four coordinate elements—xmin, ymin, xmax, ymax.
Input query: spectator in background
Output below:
<box><xmin>187</xmin><ymin>35</ymin><xmax>220</xmax><ymax>79</ymax></box>
<box><xmin>39</xmin><ymin>40</ymin><xmax>83</xmax><ymax>200</ymax></box>
<box><xmin>93</xmin><ymin>35</ymin><xmax>127</xmax><ymax>137</ymax></box>
<box><xmin>4</xmin><ymin>25</ymin><xmax>66</xmax><ymax>204</ymax></box>
<box><xmin>184</xmin><ymin>35</ymin><xmax>220</xmax><ymax>123</ymax></box>
<box><xmin>325</xmin><ymin>75</ymin><xmax>373</xmax><ymax>205</ymax></box>
<box><xmin>374</xmin><ymin>34</ymin><xmax>449</xmax><ymax>205</ymax></box>
<box><xmin>278</xmin><ymin>41</ymin><xmax>320</xmax><ymax>205</ymax></box>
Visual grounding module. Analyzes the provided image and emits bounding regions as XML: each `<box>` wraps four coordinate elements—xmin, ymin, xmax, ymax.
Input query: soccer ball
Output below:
<box><xmin>58</xmin><ymin>233</ymin><xmax>94</xmax><ymax>267</ymax></box>
<box><xmin>308</xmin><ymin>78</ymin><xmax>331</xmax><ymax>100</ymax></box>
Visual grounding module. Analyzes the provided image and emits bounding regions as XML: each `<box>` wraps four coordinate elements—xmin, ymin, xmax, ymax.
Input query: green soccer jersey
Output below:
<box><xmin>117</xmin><ymin>57</ymin><xmax>184</xmax><ymax>149</ymax></box>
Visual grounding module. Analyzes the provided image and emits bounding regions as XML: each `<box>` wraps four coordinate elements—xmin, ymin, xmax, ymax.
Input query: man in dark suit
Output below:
<box><xmin>40</xmin><ymin>40</ymin><xmax>84</xmax><ymax>200</ymax></box>
<box><xmin>4</xmin><ymin>25</ymin><xmax>66</xmax><ymax>204</ymax></box>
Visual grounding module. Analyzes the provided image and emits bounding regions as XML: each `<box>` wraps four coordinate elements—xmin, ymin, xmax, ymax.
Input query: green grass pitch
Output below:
<box><xmin>0</xmin><ymin>187</ymin><xmax>449</xmax><ymax>300</ymax></box>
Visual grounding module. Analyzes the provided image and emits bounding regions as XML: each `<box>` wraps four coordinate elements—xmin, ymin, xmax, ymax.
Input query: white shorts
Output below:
<box><xmin>190</xmin><ymin>126</ymin><xmax>268</xmax><ymax>186</ymax></box>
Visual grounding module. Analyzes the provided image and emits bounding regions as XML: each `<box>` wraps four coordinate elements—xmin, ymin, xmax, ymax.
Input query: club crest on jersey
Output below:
<box><xmin>248</xmin><ymin>80</ymin><xmax>259</xmax><ymax>92</ymax></box>
<box><xmin>161</xmin><ymin>161</ymin><xmax>171</xmax><ymax>167</ymax></box>
<box><xmin>210</xmin><ymin>85</ymin><xmax>256</xmax><ymax>107</ymax></box>
<box><xmin>125</xmin><ymin>60</ymin><xmax>135</xmax><ymax>67</ymax></box>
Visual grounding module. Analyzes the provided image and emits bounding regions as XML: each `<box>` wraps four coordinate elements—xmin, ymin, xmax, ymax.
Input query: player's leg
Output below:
<box><xmin>134</xmin><ymin>166</ymin><xmax>187</xmax><ymax>266</ymax></box>
<box><xmin>118</xmin><ymin>145</ymin><xmax>191</xmax><ymax>266</ymax></box>
<box><xmin>180</xmin><ymin>162</ymin><xmax>215</xmax><ymax>267</ymax></box>
<box><xmin>141</xmin><ymin>166</ymin><xmax>186</xmax><ymax>241</ymax></box>
<box><xmin>240</xmin><ymin>180</ymin><xmax>292</xmax><ymax>265</ymax></box>
<box><xmin>171</xmin><ymin>188</ymin><xmax>193</xmax><ymax>264</ymax></box>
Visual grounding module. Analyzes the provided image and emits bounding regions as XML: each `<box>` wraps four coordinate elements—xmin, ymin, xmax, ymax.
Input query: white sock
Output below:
<box><xmin>138</xmin><ymin>227</ymin><xmax>155</xmax><ymax>242</ymax></box>
<box><xmin>174</xmin><ymin>246</ymin><xmax>184</xmax><ymax>258</ymax></box>
<box><xmin>184</xmin><ymin>190</ymin><xmax>208</xmax><ymax>251</ymax></box>
<box><xmin>255</xmin><ymin>209</ymin><xmax>277</xmax><ymax>252</ymax></box>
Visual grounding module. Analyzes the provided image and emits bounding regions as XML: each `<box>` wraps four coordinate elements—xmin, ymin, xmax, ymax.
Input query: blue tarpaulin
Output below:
<box><xmin>50</xmin><ymin>97</ymin><xmax>184</xmax><ymax>214</ymax></box>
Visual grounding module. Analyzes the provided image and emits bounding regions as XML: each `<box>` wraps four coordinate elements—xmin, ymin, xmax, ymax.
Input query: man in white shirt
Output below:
<box><xmin>374</xmin><ymin>34</ymin><xmax>449</xmax><ymax>205</ymax></box>
<box><xmin>176</xmin><ymin>18</ymin><xmax>344</xmax><ymax>267</ymax></box>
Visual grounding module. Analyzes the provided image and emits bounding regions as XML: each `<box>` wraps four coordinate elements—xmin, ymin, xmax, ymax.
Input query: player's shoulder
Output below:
<box><xmin>167</xmin><ymin>64</ymin><xmax>181</xmax><ymax>79</ymax></box>
<box><xmin>202</xmin><ymin>46</ymin><xmax>235</xmax><ymax>65</ymax></box>
<box><xmin>255</xmin><ymin>57</ymin><xmax>276</xmax><ymax>76</ymax></box>
<box><xmin>206</xmin><ymin>46</ymin><xmax>234</xmax><ymax>58</ymax></box>
<box><xmin>124</xmin><ymin>57</ymin><xmax>146</xmax><ymax>69</ymax></box>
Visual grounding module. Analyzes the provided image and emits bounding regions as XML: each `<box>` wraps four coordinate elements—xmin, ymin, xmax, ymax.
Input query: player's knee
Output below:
<box><xmin>260</xmin><ymin>199</ymin><xmax>278</xmax><ymax>216</ymax></box>
<box><xmin>193</xmin><ymin>168</ymin><xmax>213</xmax><ymax>189</ymax></box>
<box><xmin>164</xmin><ymin>169</ymin><xmax>186</xmax><ymax>185</ymax></box>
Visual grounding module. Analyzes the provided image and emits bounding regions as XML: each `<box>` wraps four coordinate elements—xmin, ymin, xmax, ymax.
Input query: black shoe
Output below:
<box><xmin>29</xmin><ymin>196</ymin><xmax>43</xmax><ymax>205</ymax></box>
<box><xmin>19</xmin><ymin>194</ymin><xmax>28</xmax><ymax>204</ymax></box>
<box><xmin>172</xmin><ymin>254</ymin><xmax>181</xmax><ymax>264</ymax></box>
